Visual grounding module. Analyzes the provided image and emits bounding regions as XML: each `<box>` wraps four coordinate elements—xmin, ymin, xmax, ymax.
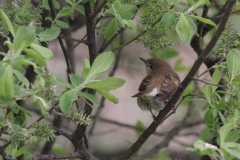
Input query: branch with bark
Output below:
<box><xmin>118</xmin><ymin>1</ymin><xmax>236</xmax><ymax>159</ymax></box>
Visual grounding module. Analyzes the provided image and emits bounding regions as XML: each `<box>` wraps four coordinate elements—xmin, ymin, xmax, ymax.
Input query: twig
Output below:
<box><xmin>88</xmin><ymin>0</ymin><xmax>108</xmax><ymax>20</ymax></box>
<box><xmin>161</xmin><ymin>93</ymin><xmax>206</xmax><ymax>124</ymax></box>
<box><xmin>212</xmin><ymin>0</ymin><xmax>221</xmax><ymax>10</ymax></box>
<box><xmin>48</xmin><ymin>0</ymin><xmax>73</xmax><ymax>75</ymax></box>
<box><xmin>193</xmin><ymin>77</ymin><xmax>227</xmax><ymax>88</ymax></box>
<box><xmin>118</xmin><ymin>1</ymin><xmax>236</xmax><ymax>158</ymax></box>
<box><xmin>111</xmin><ymin>11</ymin><xmax>166</xmax><ymax>52</ymax></box>
<box><xmin>27</xmin><ymin>152</ymin><xmax>83</xmax><ymax>160</ymax></box>
<box><xmin>59</xmin><ymin>35</ymin><xmax>88</xmax><ymax>45</ymax></box>
<box><xmin>52</xmin><ymin>126</ymin><xmax>72</xmax><ymax>141</ymax></box>
<box><xmin>197</xmin><ymin>57</ymin><xmax>226</xmax><ymax>78</ymax></box>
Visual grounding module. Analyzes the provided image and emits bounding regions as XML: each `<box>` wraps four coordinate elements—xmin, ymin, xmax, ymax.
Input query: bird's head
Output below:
<box><xmin>139</xmin><ymin>57</ymin><xmax>171</xmax><ymax>74</ymax></box>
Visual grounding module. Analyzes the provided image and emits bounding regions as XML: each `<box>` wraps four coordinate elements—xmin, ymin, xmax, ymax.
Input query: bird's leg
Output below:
<box><xmin>147</xmin><ymin>104</ymin><xmax>157</xmax><ymax>124</ymax></box>
<box><xmin>149</xmin><ymin>109</ymin><xmax>156</xmax><ymax>119</ymax></box>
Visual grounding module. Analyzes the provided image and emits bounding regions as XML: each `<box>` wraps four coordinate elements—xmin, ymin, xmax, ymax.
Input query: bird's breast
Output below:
<box><xmin>144</xmin><ymin>87</ymin><xmax>159</xmax><ymax>97</ymax></box>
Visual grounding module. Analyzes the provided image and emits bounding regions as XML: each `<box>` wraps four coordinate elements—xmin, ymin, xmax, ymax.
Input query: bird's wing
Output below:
<box><xmin>159</xmin><ymin>73</ymin><xmax>179</xmax><ymax>101</ymax></box>
<box><xmin>132</xmin><ymin>74</ymin><xmax>153</xmax><ymax>97</ymax></box>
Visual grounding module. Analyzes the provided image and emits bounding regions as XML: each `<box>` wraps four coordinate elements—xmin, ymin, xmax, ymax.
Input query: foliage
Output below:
<box><xmin>0</xmin><ymin>0</ymin><xmax>240</xmax><ymax>159</ymax></box>
<box><xmin>0</xmin><ymin>3</ymin><xmax>125</xmax><ymax>158</ymax></box>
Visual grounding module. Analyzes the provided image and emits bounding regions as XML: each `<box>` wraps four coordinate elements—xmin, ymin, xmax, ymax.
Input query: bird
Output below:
<box><xmin>132</xmin><ymin>57</ymin><xmax>180</xmax><ymax>120</ymax></box>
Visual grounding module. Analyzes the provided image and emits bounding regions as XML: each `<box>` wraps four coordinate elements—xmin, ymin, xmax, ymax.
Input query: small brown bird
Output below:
<box><xmin>132</xmin><ymin>58</ymin><xmax>180</xmax><ymax>119</ymax></box>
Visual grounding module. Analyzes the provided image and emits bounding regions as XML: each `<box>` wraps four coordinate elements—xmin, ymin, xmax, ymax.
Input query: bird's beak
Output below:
<box><xmin>139</xmin><ymin>57</ymin><xmax>147</xmax><ymax>64</ymax></box>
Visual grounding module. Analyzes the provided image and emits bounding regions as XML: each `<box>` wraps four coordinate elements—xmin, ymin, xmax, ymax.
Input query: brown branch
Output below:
<box><xmin>59</xmin><ymin>35</ymin><xmax>88</xmax><ymax>45</ymax></box>
<box><xmin>197</xmin><ymin>57</ymin><xmax>226</xmax><ymax>78</ymax></box>
<box><xmin>27</xmin><ymin>152</ymin><xmax>83</xmax><ymax>160</ymax></box>
<box><xmin>118</xmin><ymin>1</ymin><xmax>236</xmax><ymax>159</ymax></box>
<box><xmin>52</xmin><ymin>126</ymin><xmax>72</xmax><ymax>141</ymax></box>
<box><xmin>193</xmin><ymin>77</ymin><xmax>227</xmax><ymax>88</ymax></box>
<box><xmin>88</xmin><ymin>0</ymin><xmax>108</xmax><ymax>20</ymax></box>
<box><xmin>71</xmin><ymin>1</ymin><xmax>98</xmax><ymax>156</ymax></box>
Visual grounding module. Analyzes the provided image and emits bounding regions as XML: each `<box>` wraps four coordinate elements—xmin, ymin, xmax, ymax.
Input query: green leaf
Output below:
<box><xmin>24</xmin><ymin>152</ymin><xmax>33</xmax><ymax>159</ymax></box>
<box><xmin>13</xmin><ymin>69</ymin><xmax>30</xmax><ymax>88</ymax></box>
<box><xmin>187</xmin><ymin>0</ymin><xmax>206</xmax><ymax>13</ymax></box>
<box><xmin>77</xmin><ymin>92</ymin><xmax>99</xmax><ymax>105</ymax></box>
<box><xmin>70</xmin><ymin>74</ymin><xmax>83</xmax><ymax>88</ymax></box>
<box><xmin>86</xmin><ymin>51</ymin><xmax>114</xmax><ymax>81</ymax></box>
<box><xmin>82</xmin><ymin>68</ymin><xmax>90</xmax><ymax>81</ymax></box>
<box><xmin>118</xmin><ymin>4</ymin><xmax>136</xmax><ymax>19</ymax></box>
<box><xmin>159</xmin><ymin>11</ymin><xmax>176</xmax><ymax>28</ymax></box>
<box><xmin>104</xmin><ymin>17</ymin><xmax>118</xmax><ymax>40</ymax></box>
<box><xmin>75</xmin><ymin>5</ymin><xmax>85</xmax><ymax>15</ymax></box>
<box><xmin>225</xmin><ymin>148</ymin><xmax>240</xmax><ymax>159</ymax></box>
<box><xmin>225</xmin><ymin>130</ymin><xmax>240</xmax><ymax>143</ymax></box>
<box><xmin>42</xmin><ymin>0</ymin><xmax>50</xmax><ymax>10</ymax></box>
<box><xmin>176</xmin><ymin>14</ymin><xmax>191</xmax><ymax>44</ymax></box>
<box><xmin>96</xmin><ymin>89</ymin><xmax>118</xmax><ymax>104</ymax></box>
<box><xmin>219</xmin><ymin>119</ymin><xmax>235</xmax><ymax>146</ymax></box>
<box><xmin>0</xmin><ymin>9</ymin><xmax>15</xmax><ymax>37</ymax></box>
<box><xmin>10</xmin><ymin>102</ymin><xmax>19</xmax><ymax>114</ymax></box>
<box><xmin>37</xmin><ymin>27</ymin><xmax>60</xmax><ymax>41</ymax></box>
<box><xmin>226</xmin><ymin>49</ymin><xmax>240</xmax><ymax>82</ymax></box>
<box><xmin>56</xmin><ymin>7</ymin><xmax>74</xmax><ymax>19</ymax></box>
<box><xmin>66</xmin><ymin>0</ymin><xmax>75</xmax><ymax>6</ymax></box>
<box><xmin>60</xmin><ymin>90</ymin><xmax>78</xmax><ymax>113</ymax></box>
<box><xmin>35</xmin><ymin>96</ymin><xmax>49</xmax><ymax>116</ymax></box>
<box><xmin>84</xmin><ymin>58</ymin><xmax>90</xmax><ymax>68</ymax></box>
<box><xmin>87</xmin><ymin>77</ymin><xmax>125</xmax><ymax>90</ymax></box>
<box><xmin>55</xmin><ymin>76</ymin><xmax>71</xmax><ymax>88</ymax></box>
<box><xmin>204</xmin><ymin>109</ymin><xmax>214</xmax><ymax>129</ymax></box>
<box><xmin>53</xmin><ymin>0</ymin><xmax>60</xmax><ymax>9</ymax></box>
<box><xmin>205</xmin><ymin>0</ymin><xmax>210</xmax><ymax>6</ymax></box>
<box><xmin>189</xmin><ymin>15</ymin><xmax>217</xmax><ymax>28</ymax></box>
<box><xmin>13</xmin><ymin>26</ymin><xmax>35</xmax><ymax>54</ymax></box>
<box><xmin>14</xmin><ymin>85</ymin><xmax>27</xmax><ymax>96</ymax></box>
<box><xmin>185</xmin><ymin>15</ymin><xmax>197</xmax><ymax>32</ymax></box>
<box><xmin>216</xmin><ymin>103</ymin><xmax>227</xmax><ymax>110</ymax></box>
<box><xmin>211</xmin><ymin>68</ymin><xmax>221</xmax><ymax>92</ymax></box>
<box><xmin>30</xmin><ymin>43</ymin><xmax>53</xmax><ymax>60</ymax></box>
<box><xmin>193</xmin><ymin>139</ymin><xmax>205</xmax><ymax>151</ymax></box>
<box><xmin>171</xmin><ymin>0</ymin><xmax>180</xmax><ymax>4</ymax></box>
<box><xmin>45</xmin><ymin>17</ymin><xmax>53</xmax><ymax>22</ymax></box>
<box><xmin>202</xmin><ymin>84</ymin><xmax>213</xmax><ymax>107</ymax></box>
<box><xmin>23</xmin><ymin>48</ymin><xmax>47</xmax><ymax>66</ymax></box>
<box><xmin>13</xmin><ymin>146</ymin><xmax>29</xmax><ymax>158</ymax></box>
<box><xmin>37</xmin><ymin>76</ymin><xmax>45</xmax><ymax>89</ymax></box>
<box><xmin>0</xmin><ymin>66</ymin><xmax>14</xmax><ymax>104</ymax></box>
<box><xmin>234</xmin><ymin>39</ymin><xmax>240</xmax><ymax>46</ymax></box>
<box><xmin>55</xmin><ymin>20</ymin><xmax>69</xmax><ymax>29</ymax></box>
<box><xmin>124</xmin><ymin>20</ymin><xmax>136</xmax><ymax>31</ymax></box>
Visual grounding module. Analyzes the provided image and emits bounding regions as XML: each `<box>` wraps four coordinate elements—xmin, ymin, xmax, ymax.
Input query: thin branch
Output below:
<box><xmin>48</xmin><ymin>0</ymin><xmax>73</xmax><ymax>75</ymax></box>
<box><xmin>52</xmin><ymin>126</ymin><xmax>72</xmax><ymax>141</ymax></box>
<box><xmin>88</xmin><ymin>0</ymin><xmax>108</xmax><ymax>20</ymax></box>
<box><xmin>27</xmin><ymin>152</ymin><xmax>83</xmax><ymax>160</ymax></box>
<box><xmin>197</xmin><ymin>57</ymin><xmax>226</xmax><ymax>78</ymax></box>
<box><xmin>193</xmin><ymin>77</ymin><xmax>227</xmax><ymax>88</ymax></box>
<box><xmin>111</xmin><ymin>11</ymin><xmax>166</xmax><ymax>52</ymax></box>
<box><xmin>118</xmin><ymin>1</ymin><xmax>236</xmax><ymax>158</ymax></box>
<box><xmin>161</xmin><ymin>93</ymin><xmax>206</xmax><ymax>124</ymax></box>
<box><xmin>212</xmin><ymin>0</ymin><xmax>221</xmax><ymax>10</ymax></box>
<box><xmin>59</xmin><ymin>35</ymin><xmax>88</xmax><ymax>45</ymax></box>
<box><xmin>26</xmin><ymin>107</ymin><xmax>54</xmax><ymax>129</ymax></box>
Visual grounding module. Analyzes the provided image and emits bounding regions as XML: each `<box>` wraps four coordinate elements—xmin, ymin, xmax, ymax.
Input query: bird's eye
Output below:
<box><xmin>149</xmin><ymin>65</ymin><xmax>154</xmax><ymax>69</ymax></box>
